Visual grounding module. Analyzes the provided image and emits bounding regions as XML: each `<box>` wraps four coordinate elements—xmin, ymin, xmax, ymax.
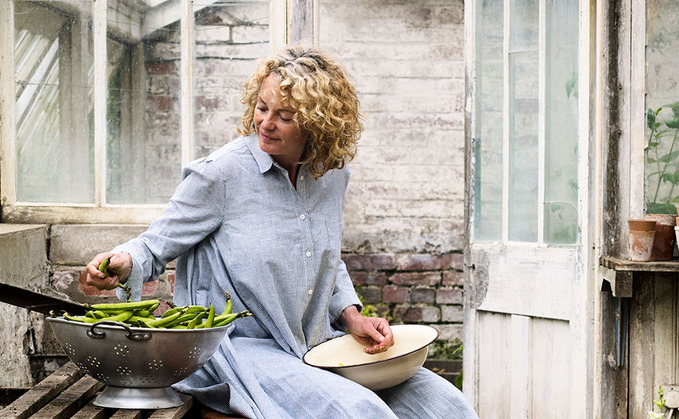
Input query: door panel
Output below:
<box><xmin>471</xmin><ymin>246</ymin><xmax>575</xmax><ymax>320</ymax></box>
<box><xmin>477</xmin><ymin>312</ymin><xmax>570</xmax><ymax>418</ymax></box>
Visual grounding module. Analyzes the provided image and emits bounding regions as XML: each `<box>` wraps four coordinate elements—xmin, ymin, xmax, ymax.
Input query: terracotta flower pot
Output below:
<box><xmin>643</xmin><ymin>214</ymin><xmax>676</xmax><ymax>261</ymax></box>
<box><xmin>628</xmin><ymin>219</ymin><xmax>657</xmax><ymax>262</ymax></box>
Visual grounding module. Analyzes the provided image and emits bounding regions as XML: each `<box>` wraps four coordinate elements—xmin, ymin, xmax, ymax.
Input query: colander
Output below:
<box><xmin>46</xmin><ymin>317</ymin><xmax>230</xmax><ymax>409</ymax></box>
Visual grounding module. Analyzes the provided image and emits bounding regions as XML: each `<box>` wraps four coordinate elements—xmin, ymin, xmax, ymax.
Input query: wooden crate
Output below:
<box><xmin>0</xmin><ymin>361</ymin><xmax>197</xmax><ymax>419</ymax></box>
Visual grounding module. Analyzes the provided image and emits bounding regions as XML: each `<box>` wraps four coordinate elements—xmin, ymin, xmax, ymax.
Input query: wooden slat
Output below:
<box><xmin>148</xmin><ymin>393</ymin><xmax>194</xmax><ymax>419</ymax></box>
<box><xmin>0</xmin><ymin>362</ymin><xmax>85</xmax><ymax>419</ymax></box>
<box><xmin>109</xmin><ymin>409</ymin><xmax>144</xmax><ymax>419</ymax></box>
<box><xmin>29</xmin><ymin>375</ymin><xmax>103</xmax><ymax>419</ymax></box>
<box><xmin>70</xmin><ymin>402</ymin><xmax>107</xmax><ymax>419</ymax></box>
<box><xmin>600</xmin><ymin>256</ymin><xmax>679</xmax><ymax>273</ymax></box>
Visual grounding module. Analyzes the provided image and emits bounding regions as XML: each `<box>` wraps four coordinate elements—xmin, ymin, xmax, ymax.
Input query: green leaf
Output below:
<box><xmin>671</xmin><ymin>102</ymin><xmax>679</xmax><ymax>116</ymax></box>
<box><xmin>648</xmin><ymin>108</ymin><xmax>658</xmax><ymax>130</ymax></box>
<box><xmin>658</xmin><ymin>150</ymin><xmax>679</xmax><ymax>164</ymax></box>
<box><xmin>646</xmin><ymin>202</ymin><xmax>678</xmax><ymax>214</ymax></box>
<box><xmin>669</xmin><ymin>170</ymin><xmax>679</xmax><ymax>184</ymax></box>
<box><xmin>565</xmin><ymin>71</ymin><xmax>578</xmax><ymax>98</ymax></box>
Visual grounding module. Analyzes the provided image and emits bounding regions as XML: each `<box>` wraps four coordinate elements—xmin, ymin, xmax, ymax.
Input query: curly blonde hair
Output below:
<box><xmin>238</xmin><ymin>46</ymin><xmax>363</xmax><ymax>179</ymax></box>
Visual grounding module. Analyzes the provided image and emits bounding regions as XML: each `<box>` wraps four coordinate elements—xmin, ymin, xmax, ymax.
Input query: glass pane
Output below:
<box><xmin>645</xmin><ymin>0</ymin><xmax>679</xmax><ymax>214</ymax></box>
<box><xmin>508</xmin><ymin>0</ymin><xmax>538</xmax><ymax>241</ymax></box>
<box><xmin>474</xmin><ymin>0</ymin><xmax>504</xmax><ymax>241</ymax></box>
<box><xmin>106</xmin><ymin>13</ymin><xmax>182</xmax><ymax>204</ymax></box>
<box><xmin>192</xmin><ymin>1</ymin><xmax>270</xmax><ymax>160</ymax></box>
<box><xmin>106</xmin><ymin>37</ymin><xmax>133</xmax><ymax>204</ymax></box>
<box><xmin>14</xmin><ymin>0</ymin><xmax>94</xmax><ymax>203</ymax></box>
<box><xmin>544</xmin><ymin>0</ymin><xmax>578</xmax><ymax>244</ymax></box>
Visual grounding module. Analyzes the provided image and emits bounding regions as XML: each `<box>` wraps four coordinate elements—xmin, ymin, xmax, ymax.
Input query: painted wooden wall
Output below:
<box><xmin>597</xmin><ymin>271</ymin><xmax>679</xmax><ymax>419</ymax></box>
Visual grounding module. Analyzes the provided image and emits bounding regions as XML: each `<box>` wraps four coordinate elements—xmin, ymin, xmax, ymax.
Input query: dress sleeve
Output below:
<box><xmin>327</xmin><ymin>167</ymin><xmax>362</xmax><ymax>327</ymax></box>
<box><xmin>328</xmin><ymin>258</ymin><xmax>362</xmax><ymax>327</ymax></box>
<box><xmin>113</xmin><ymin>159</ymin><xmax>226</xmax><ymax>302</ymax></box>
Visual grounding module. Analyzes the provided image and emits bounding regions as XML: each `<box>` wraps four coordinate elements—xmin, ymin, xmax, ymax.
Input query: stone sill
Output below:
<box><xmin>0</xmin><ymin>224</ymin><xmax>45</xmax><ymax>235</ymax></box>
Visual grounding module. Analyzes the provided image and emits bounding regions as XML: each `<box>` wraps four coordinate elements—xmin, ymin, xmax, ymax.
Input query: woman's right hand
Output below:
<box><xmin>84</xmin><ymin>252</ymin><xmax>133</xmax><ymax>290</ymax></box>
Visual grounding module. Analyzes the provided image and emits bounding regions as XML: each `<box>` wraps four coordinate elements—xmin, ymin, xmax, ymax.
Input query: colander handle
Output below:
<box><xmin>87</xmin><ymin>321</ymin><xmax>152</xmax><ymax>341</ymax></box>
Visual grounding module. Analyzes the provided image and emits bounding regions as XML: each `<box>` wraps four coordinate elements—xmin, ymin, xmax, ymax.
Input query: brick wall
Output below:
<box><xmin>319</xmin><ymin>0</ymin><xmax>467</xmax><ymax>352</ymax></box>
<box><xmin>345</xmin><ymin>252</ymin><xmax>464</xmax><ymax>343</ymax></box>
<box><xmin>319</xmin><ymin>0</ymin><xmax>466</xmax><ymax>254</ymax></box>
<box><xmin>143</xmin><ymin>0</ymin><xmax>467</xmax><ymax>254</ymax></box>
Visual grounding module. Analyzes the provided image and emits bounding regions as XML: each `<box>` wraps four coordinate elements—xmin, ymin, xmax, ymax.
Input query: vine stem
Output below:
<box><xmin>663</xmin><ymin>129</ymin><xmax>679</xmax><ymax>203</ymax></box>
<box><xmin>652</xmin><ymin>122</ymin><xmax>679</xmax><ymax>204</ymax></box>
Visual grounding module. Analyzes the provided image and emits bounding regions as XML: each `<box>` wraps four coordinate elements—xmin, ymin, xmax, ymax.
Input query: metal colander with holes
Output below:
<box><xmin>46</xmin><ymin>317</ymin><xmax>231</xmax><ymax>409</ymax></box>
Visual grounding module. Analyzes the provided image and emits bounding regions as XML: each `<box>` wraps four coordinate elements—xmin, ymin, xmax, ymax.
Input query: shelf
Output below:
<box><xmin>599</xmin><ymin>256</ymin><xmax>679</xmax><ymax>297</ymax></box>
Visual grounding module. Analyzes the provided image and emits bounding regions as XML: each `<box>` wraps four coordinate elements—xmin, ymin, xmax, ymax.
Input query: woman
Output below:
<box><xmin>85</xmin><ymin>46</ymin><xmax>477</xmax><ymax>418</ymax></box>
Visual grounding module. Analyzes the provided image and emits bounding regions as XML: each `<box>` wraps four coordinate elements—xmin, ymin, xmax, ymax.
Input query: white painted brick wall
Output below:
<box><xmin>319</xmin><ymin>0</ymin><xmax>466</xmax><ymax>253</ymax></box>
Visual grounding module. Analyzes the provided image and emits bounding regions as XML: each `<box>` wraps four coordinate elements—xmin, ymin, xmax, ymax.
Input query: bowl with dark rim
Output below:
<box><xmin>302</xmin><ymin>324</ymin><xmax>439</xmax><ymax>391</ymax></box>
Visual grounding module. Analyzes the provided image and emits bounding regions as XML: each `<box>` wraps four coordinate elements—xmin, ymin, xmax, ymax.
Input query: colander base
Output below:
<box><xmin>93</xmin><ymin>385</ymin><xmax>184</xmax><ymax>409</ymax></box>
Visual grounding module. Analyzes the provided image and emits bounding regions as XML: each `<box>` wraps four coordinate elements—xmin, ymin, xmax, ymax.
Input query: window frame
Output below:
<box><xmin>0</xmin><ymin>0</ymin><xmax>292</xmax><ymax>225</ymax></box>
<box><xmin>1</xmin><ymin>0</ymin><xmax>166</xmax><ymax>224</ymax></box>
<box><xmin>472</xmin><ymin>0</ymin><xmax>580</xmax><ymax>247</ymax></box>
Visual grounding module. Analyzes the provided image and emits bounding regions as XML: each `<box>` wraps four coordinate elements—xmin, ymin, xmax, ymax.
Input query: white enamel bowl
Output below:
<box><xmin>303</xmin><ymin>324</ymin><xmax>439</xmax><ymax>391</ymax></box>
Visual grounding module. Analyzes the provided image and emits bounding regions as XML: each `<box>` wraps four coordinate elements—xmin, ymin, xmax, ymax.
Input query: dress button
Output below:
<box><xmin>300</xmin><ymin>175</ymin><xmax>305</xmax><ymax>181</ymax></box>
<box><xmin>305</xmin><ymin>251</ymin><xmax>312</xmax><ymax>258</ymax></box>
<box><xmin>299</xmin><ymin>214</ymin><xmax>306</xmax><ymax>220</ymax></box>
<box><xmin>308</xmin><ymin>289</ymin><xmax>313</xmax><ymax>296</ymax></box>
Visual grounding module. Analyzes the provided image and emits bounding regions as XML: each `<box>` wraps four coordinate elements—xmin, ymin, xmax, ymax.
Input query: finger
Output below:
<box><xmin>94</xmin><ymin>252</ymin><xmax>115</xmax><ymax>277</ymax></box>
<box><xmin>85</xmin><ymin>263</ymin><xmax>101</xmax><ymax>277</ymax></box>
<box><xmin>369</xmin><ymin>319</ymin><xmax>393</xmax><ymax>343</ymax></box>
<box><xmin>379</xmin><ymin>328</ymin><xmax>394</xmax><ymax>348</ymax></box>
<box><xmin>364</xmin><ymin>341</ymin><xmax>389</xmax><ymax>354</ymax></box>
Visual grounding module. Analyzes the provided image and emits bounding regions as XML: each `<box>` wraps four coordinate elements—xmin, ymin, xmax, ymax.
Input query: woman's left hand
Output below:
<box><xmin>340</xmin><ymin>305</ymin><xmax>394</xmax><ymax>354</ymax></box>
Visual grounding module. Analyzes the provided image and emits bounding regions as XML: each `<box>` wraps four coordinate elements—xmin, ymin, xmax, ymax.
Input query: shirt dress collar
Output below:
<box><xmin>245</xmin><ymin>133</ymin><xmax>275</xmax><ymax>174</ymax></box>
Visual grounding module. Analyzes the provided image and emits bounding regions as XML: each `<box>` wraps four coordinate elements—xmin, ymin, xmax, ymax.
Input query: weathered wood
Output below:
<box><xmin>596</xmin><ymin>288</ymin><xmax>629</xmax><ymax>419</ymax></box>
<box><xmin>109</xmin><ymin>409</ymin><xmax>144</xmax><ymax>419</ymax></box>
<box><xmin>531</xmin><ymin>318</ymin><xmax>570</xmax><ymax>418</ymax></box>
<box><xmin>30</xmin><ymin>375</ymin><xmax>103</xmax><ymax>419</ymax></box>
<box><xmin>288</xmin><ymin>0</ymin><xmax>316</xmax><ymax>44</ymax></box>
<box><xmin>477</xmin><ymin>312</ymin><xmax>511</xmax><ymax>417</ymax></box>
<box><xmin>180</xmin><ymin>0</ymin><xmax>194</xmax><ymax>169</ymax></box>
<box><xmin>0</xmin><ymin>361</ymin><xmax>201</xmax><ymax>418</ymax></box>
<box><xmin>0</xmin><ymin>362</ymin><xmax>85</xmax><ymax>419</ymax></box>
<box><xmin>628</xmin><ymin>273</ymin><xmax>678</xmax><ymax>419</ymax></box>
<box><xmin>628</xmin><ymin>272</ymin><xmax>657</xmax><ymax>419</ymax></box>
<box><xmin>600</xmin><ymin>256</ymin><xmax>679</xmax><ymax>273</ymax></box>
<box><xmin>69</xmin><ymin>402</ymin><xmax>106</xmax><ymax>419</ymax></box>
<box><xmin>0</xmin><ymin>0</ymin><xmax>17</xmax><ymax>208</ymax></box>
<box><xmin>473</xmin><ymin>246</ymin><xmax>575</xmax><ymax>320</ymax></box>
<box><xmin>509</xmin><ymin>315</ymin><xmax>531</xmax><ymax>418</ymax></box>
<box><xmin>599</xmin><ymin>265</ymin><xmax>634</xmax><ymax>297</ymax></box>
<box><xmin>148</xmin><ymin>394</ymin><xmax>194</xmax><ymax>419</ymax></box>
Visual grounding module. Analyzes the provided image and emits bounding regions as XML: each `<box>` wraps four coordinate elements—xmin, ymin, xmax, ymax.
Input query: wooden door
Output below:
<box><xmin>462</xmin><ymin>0</ymin><xmax>594</xmax><ymax>416</ymax></box>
